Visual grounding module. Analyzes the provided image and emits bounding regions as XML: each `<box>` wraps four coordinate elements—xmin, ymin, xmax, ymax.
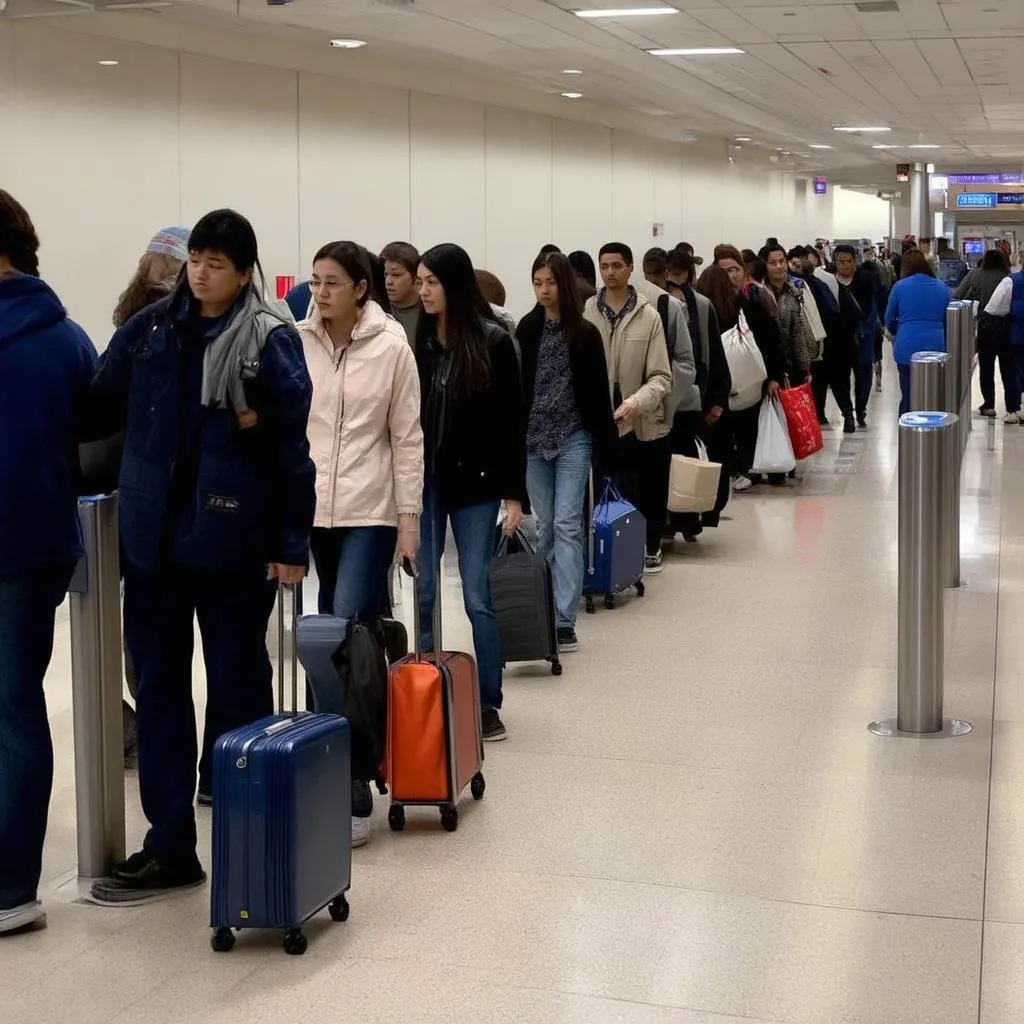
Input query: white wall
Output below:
<box><xmin>831</xmin><ymin>186</ymin><xmax>891</xmax><ymax>243</ymax></box>
<box><xmin>0</xmin><ymin>21</ymin><xmax>833</xmax><ymax>344</ymax></box>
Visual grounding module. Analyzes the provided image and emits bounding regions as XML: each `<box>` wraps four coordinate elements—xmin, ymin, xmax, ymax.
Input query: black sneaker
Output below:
<box><xmin>980</xmin><ymin>405</ymin><xmax>997</xmax><ymax>419</ymax></box>
<box><xmin>856</xmin><ymin>413</ymin><xmax>868</xmax><ymax>429</ymax></box>
<box><xmin>481</xmin><ymin>708</ymin><xmax>507</xmax><ymax>742</ymax></box>
<box><xmin>90</xmin><ymin>850</ymin><xmax>206</xmax><ymax>906</ymax></box>
<box><xmin>557</xmin><ymin>627</ymin><xmax>579</xmax><ymax>652</ymax></box>
<box><xmin>196</xmin><ymin>788</ymin><xmax>213</xmax><ymax>807</ymax></box>
<box><xmin>843</xmin><ymin>414</ymin><xmax>856</xmax><ymax>434</ymax></box>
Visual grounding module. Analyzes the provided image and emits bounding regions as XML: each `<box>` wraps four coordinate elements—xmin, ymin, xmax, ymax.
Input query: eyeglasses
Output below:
<box><xmin>310</xmin><ymin>278</ymin><xmax>356</xmax><ymax>293</ymax></box>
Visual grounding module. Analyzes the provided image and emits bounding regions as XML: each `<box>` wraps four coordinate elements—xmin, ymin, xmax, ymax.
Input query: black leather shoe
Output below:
<box><xmin>90</xmin><ymin>851</ymin><xmax>205</xmax><ymax>906</ymax></box>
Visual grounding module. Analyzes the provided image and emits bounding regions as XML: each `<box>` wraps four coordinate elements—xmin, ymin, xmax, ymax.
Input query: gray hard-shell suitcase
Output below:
<box><xmin>488</xmin><ymin>529</ymin><xmax>562</xmax><ymax>676</ymax></box>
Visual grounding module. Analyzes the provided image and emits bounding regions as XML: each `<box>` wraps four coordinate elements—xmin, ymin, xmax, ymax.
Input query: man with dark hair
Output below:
<box><xmin>765</xmin><ymin>244</ymin><xmax>815</xmax><ymax>386</ymax></box>
<box><xmin>584</xmin><ymin>243</ymin><xmax>673</xmax><ymax>571</ymax></box>
<box><xmin>642</xmin><ymin>247</ymin><xmax>669</xmax><ymax>290</ymax></box>
<box><xmin>380</xmin><ymin>241</ymin><xmax>421</xmax><ymax>346</ymax></box>
<box><xmin>89</xmin><ymin>209</ymin><xmax>316</xmax><ymax>904</ymax></box>
<box><xmin>834</xmin><ymin>244</ymin><xmax>882</xmax><ymax>427</ymax></box>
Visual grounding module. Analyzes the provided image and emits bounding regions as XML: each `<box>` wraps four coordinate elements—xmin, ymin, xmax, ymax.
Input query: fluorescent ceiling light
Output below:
<box><xmin>648</xmin><ymin>47</ymin><xmax>744</xmax><ymax>56</ymax></box>
<box><xmin>808</xmin><ymin>144</ymin><xmax>832</xmax><ymax>149</ymax></box>
<box><xmin>575</xmin><ymin>7</ymin><xmax>677</xmax><ymax>18</ymax></box>
<box><xmin>561</xmin><ymin>92</ymin><xmax>583</xmax><ymax>99</ymax></box>
<box><xmin>908</xmin><ymin>144</ymin><xmax>940</xmax><ymax>149</ymax></box>
<box><xmin>563</xmin><ymin>69</ymin><xmax>583</xmax><ymax>74</ymax></box>
<box><xmin>833</xmin><ymin>125</ymin><xmax>891</xmax><ymax>132</ymax></box>
<box><xmin>735</xmin><ymin>136</ymin><xmax>751</xmax><ymax>142</ymax></box>
<box><xmin>98</xmin><ymin>59</ymin><xmax>119</xmax><ymax>66</ymax></box>
<box><xmin>330</xmin><ymin>38</ymin><xmax>366</xmax><ymax>48</ymax></box>
<box><xmin>872</xmin><ymin>144</ymin><xmax>895</xmax><ymax>149</ymax></box>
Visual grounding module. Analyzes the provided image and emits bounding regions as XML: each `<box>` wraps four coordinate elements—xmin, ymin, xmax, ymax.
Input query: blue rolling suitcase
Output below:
<box><xmin>583</xmin><ymin>478</ymin><xmax>646</xmax><ymax>613</ymax></box>
<box><xmin>210</xmin><ymin>583</ymin><xmax>351</xmax><ymax>956</ymax></box>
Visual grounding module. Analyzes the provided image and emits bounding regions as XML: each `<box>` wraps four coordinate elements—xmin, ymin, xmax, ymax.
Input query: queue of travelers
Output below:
<box><xmin>3</xmin><ymin>184</ymin><xmax>993</xmax><ymax>934</ymax></box>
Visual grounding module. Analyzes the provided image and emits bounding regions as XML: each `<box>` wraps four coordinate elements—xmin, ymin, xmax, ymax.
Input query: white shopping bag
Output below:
<box><xmin>722</xmin><ymin>309</ymin><xmax>767</xmax><ymax>411</ymax></box>
<box><xmin>667</xmin><ymin>439</ymin><xmax>722</xmax><ymax>513</ymax></box>
<box><xmin>751</xmin><ymin>396</ymin><xmax>796</xmax><ymax>475</ymax></box>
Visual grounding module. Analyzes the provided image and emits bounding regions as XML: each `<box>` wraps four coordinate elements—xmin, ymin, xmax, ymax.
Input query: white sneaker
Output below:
<box><xmin>0</xmin><ymin>900</ymin><xmax>46</xmax><ymax>934</ymax></box>
<box><xmin>351</xmin><ymin>816</ymin><xmax>370</xmax><ymax>848</ymax></box>
<box><xmin>643</xmin><ymin>551</ymin><xmax>664</xmax><ymax>575</ymax></box>
<box><xmin>1005</xmin><ymin>412</ymin><xmax>1020</xmax><ymax>425</ymax></box>
<box><xmin>732</xmin><ymin>475</ymin><xmax>753</xmax><ymax>493</ymax></box>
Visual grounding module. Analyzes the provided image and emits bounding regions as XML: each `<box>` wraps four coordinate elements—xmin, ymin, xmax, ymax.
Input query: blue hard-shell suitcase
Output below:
<box><xmin>209</xmin><ymin>583</ymin><xmax>352</xmax><ymax>956</ymax></box>
<box><xmin>583</xmin><ymin>479</ymin><xmax>646</xmax><ymax>613</ymax></box>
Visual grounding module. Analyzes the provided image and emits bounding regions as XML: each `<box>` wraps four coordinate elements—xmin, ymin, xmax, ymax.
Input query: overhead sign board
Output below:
<box><xmin>997</xmin><ymin>192</ymin><xmax>1024</xmax><ymax>205</ymax></box>
<box><xmin>896</xmin><ymin>163</ymin><xmax>910</xmax><ymax>182</ymax></box>
<box><xmin>814</xmin><ymin>176</ymin><xmax>827</xmax><ymax>195</ymax></box>
<box><xmin>955</xmin><ymin>192</ymin><xmax>997</xmax><ymax>208</ymax></box>
<box><xmin>948</xmin><ymin>172</ymin><xmax>1022</xmax><ymax>185</ymax></box>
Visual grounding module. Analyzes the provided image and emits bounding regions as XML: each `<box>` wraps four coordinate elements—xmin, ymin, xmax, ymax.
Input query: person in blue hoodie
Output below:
<box><xmin>88</xmin><ymin>209</ymin><xmax>316</xmax><ymax>905</ymax></box>
<box><xmin>885</xmin><ymin>249</ymin><xmax>952</xmax><ymax>416</ymax></box>
<box><xmin>0</xmin><ymin>191</ymin><xmax>98</xmax><ymax>935</ymax></box>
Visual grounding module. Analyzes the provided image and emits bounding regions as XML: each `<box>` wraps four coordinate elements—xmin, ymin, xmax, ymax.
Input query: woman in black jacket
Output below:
<box><xmin>516</xmin><ymin>252</ymin><xmax>616</xmax><ymax>652</ymax></box>
<box><xmin>415</xmin><ymin>243</ymin><xmax>527</xmax><ymax>742</ymax></box>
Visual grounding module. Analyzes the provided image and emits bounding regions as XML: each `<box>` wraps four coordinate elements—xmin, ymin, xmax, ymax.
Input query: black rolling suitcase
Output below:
<box><xmin>489</xmin><ymin>529</ymin><xmax>562</xmax><ymax>676</ymax></box>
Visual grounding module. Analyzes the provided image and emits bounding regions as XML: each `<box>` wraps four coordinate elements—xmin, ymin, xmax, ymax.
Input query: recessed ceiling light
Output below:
<box><xmin>561</xmin><ymin>92</ymin><xmax>583</xmax><ymax>99</ymax></box>
<box><xmin>648</xmin><ymin>47</ymin><xmax>744</xmax><ymax>56</ymax></box>
<box><xmin>563</xmin><ymin>69</ymin><xmax>583</xmax><ymax>75</ymax></box>
<box><xmin>98</xmin><ymin>59</ymin><xmax>119</xmax><ymax>66</ymax></box>
<box><xmin>575</xmin><ymin>6</ymin><xmax>677</xmax><ymax>17</ymax></box>
<box><xmin>330</xmin><ymin>38</ymin><xmax>366</xmax><ymax>48</ymax></box>
<box><xmin>833</xmin><ymin>125</ymin><xmax>891</xmax><ymax>132</ymax></box>
<box><xmin>808</xmin><ymin>144</ymin><xmax>832</xmax><ymax>149</ymax></box>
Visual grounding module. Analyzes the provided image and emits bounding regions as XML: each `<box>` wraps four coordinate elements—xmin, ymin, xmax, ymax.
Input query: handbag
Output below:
<box><xmin>751</xmin><ymin>396</ymin><xmax>796</xmax><ymax>475</ymax></box>
<box><xmin>777</xmin><ymin>383</ymin><xmax>823</xmax><ymax>460</ymax></box>
<box><xmin>722</xmin><ymin>309</ymin><xmax>767</xmax><ymax>411</ymax></box>
<box><xmin>667</xmin><ymin>439</ymin><xmax>722</xmax><ymax>513</ymax></box>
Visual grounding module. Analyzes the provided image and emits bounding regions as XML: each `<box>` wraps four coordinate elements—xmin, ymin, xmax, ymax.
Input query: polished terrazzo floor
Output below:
<box><xmin>4</xmin><ymin>362</ymin><xmax>1023</xmax><ymax>1023</ymax></box>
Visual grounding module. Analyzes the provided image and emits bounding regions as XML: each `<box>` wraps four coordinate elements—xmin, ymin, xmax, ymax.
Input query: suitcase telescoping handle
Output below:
<box><xmin>276</xmin><ymin>581</ymin><xmax>303</xmax><ymax>714</ymax></box>
<box><xmin>400</xmin><ymin>556</ymin><xmax>444</xmax><ymax>661</ymax></box>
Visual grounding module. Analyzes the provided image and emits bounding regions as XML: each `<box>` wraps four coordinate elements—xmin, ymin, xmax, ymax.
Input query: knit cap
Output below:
<box><xmin>147</xmin><ymin>226</ymin><xmax>190</xmax><ymax>262</ymax></box>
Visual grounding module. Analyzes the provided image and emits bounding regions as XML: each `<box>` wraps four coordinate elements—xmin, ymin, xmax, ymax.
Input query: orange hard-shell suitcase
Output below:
<box><xmin>385</xmin><ymin>560</ymin><xmax>485</xmax><ymax>832</ymax></box>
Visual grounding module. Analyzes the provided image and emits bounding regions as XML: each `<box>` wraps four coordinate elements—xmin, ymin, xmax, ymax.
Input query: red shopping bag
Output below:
<box><xmin>778</xmin><ymin>383</ymin><xmax>823</xmax><ymax>460</ymax></box>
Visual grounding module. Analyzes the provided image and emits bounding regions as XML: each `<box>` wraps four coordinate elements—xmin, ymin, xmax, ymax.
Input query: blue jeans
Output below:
<box><xmin>0</xmin><ymin>561</ymin><xmax>75</xmax><ymax>907</ymax></box>
<box><xmin>418</xmin><ymin>477</ymin><xmax>502</xmax><ymax>710</ymax></box>
<box><xmin>309</xmin><ymin>526</ymin><xmax>397</xmax><ymax>625</ymax></box>
<box><xmin>526</xmin><ymin>430</ymin><xmax>591</xmax><ymax>629</ymax></box>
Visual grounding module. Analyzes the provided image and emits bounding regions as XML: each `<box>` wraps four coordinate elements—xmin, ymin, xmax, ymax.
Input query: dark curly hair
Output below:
<box><xmin>0</xmin><ymin>190</ymin><xmax>41</xmax><ymax>277</ymax></box>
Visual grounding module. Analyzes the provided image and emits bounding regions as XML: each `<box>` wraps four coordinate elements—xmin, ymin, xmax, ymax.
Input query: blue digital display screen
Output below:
<box><xmin>955</xmin><ymin>192</ymin><xmax>997</xmax><ymax>208</ymax></box>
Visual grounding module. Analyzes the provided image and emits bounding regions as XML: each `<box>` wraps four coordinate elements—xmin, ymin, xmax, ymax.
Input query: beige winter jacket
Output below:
<box><xmin>584</xmin><ymin>290</ymin><xmax>672</xmax><ymax>441</ymax></box>
<box><xmin>298</xmin><ymin>300</ymin><xmax>424</xmax><ymax>529</ymax></box>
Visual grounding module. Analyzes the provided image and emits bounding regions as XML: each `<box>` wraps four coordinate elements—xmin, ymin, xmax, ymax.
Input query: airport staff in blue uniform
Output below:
<box><xmin>88</xmin><ymin>210</ymin><xmax>315</xmax><ymax>904</ymax></box>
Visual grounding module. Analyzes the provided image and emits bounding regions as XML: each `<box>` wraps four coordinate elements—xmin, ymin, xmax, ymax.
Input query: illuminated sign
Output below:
<box><xmin>896</xmin><ymin>163</ymin><xmax>910</xmax><ymax>182</ymax></box>
<box><xmin>814</xmin><ymin>176</ymin><xmax>827</xmax><ymax>195</ymax></box>
<box><xmin>955</xmin><ymin>192</ymin><xmax>997</xmax><ymax>208</ymax></box>
<box><xmin>948</xmin><ymin>173</ymin><xmax>1022</xmax><ymax>185</ymax></box>
<box><xmin>997</xmin><ymin>193</ymin><xmax>1024</xmax><ymax>205</ymax></box>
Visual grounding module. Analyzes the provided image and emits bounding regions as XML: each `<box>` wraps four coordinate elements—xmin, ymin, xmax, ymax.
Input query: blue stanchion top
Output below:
<box><xmin>898</xmin><ymin>411</ymin><xmax>958</xmax><ymax>430</ymax></box>
<box><xmin>909</xmin><ymin>351</ymin><xmax>949</xmax><ymax>363</ymax></box>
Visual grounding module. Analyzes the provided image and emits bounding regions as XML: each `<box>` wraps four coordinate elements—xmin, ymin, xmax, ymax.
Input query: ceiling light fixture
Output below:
<box><xmin>833</xmin><ymin>125</ymin><xmax>891</xmax><ymax>132</ymax></box>
<box><xmin>563</xmin><ymin>69</ymin><xmax>583</xmax><ymax>74</ymax></box>
<box><xmin>648</xmin><ymin>47</ymin><xmax>744</xmax><ymax>56</ymax></box>
<box><xmin>575</xmin><ymin>6</ymin><xmax>677</xmax><ymax>17</ymax></box>
<box><xmin>872</xmin><ymin>144</ymin><xmax>895</xmax><ymax>149</ymax></box>
<box><xmin>561</xmin><ymin>91</ymin><xmax>583</xmax><ymax>99</ymax></box>
<box><xmin>735</xmin><ymin>136</ymin><xmax>751</xmax><ymax>142</ymax></box>
<box><xmin>808</xmin><ymin>144</ymin><xmax>832</xmax><ymax>149</ymax></box>
<box><xmin>330</xmin><ymin>38</ymin><xmax>366</xmax><ymax>48</ymax></box>
<box><xmin>908</xmin><ymin>144</ymin><xmax>940</xmax><ymax>149</ymax></box>
<box><xmin>98</xmin><ymin>59</ymin><xmax>119</xmax><ymax>66</ymax></box>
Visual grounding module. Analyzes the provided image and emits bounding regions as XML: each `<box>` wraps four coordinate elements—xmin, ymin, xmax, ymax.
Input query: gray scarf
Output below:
<box><xmin>200</xmin><ymin>285</ymin><xmax>292</xmax><ymax>415</ymax></box>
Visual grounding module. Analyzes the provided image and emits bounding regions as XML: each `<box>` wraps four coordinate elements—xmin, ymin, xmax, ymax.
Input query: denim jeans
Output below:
<box><xmin>418</xmin><ymin>477</ymin><xmax>502</xmax><ymax>710</ymax></box>
<box><xmin>526</xmin><ymin>430</ymin><xmax>591</xmax><ymax>630</ymax></box>
<box><xmin>124</xmin><ymin>564</ymin><xmax>277</xmax><ymax>861</ymax></box>
<box><xmin>310</xmin><ymin>526</ymin><xmax>397</xmax><ymax>624</ymax></box>
<box><xmin>0</xmin><ymin>561</ymin><xmax>75</xmax><ymax>907</ymax></box>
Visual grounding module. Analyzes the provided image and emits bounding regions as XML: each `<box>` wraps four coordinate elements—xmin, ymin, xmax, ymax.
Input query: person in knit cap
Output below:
<box><xmin>113</xmin><ymin>227</ymin><xmax>189</xmax><ymax>329</ymax></box>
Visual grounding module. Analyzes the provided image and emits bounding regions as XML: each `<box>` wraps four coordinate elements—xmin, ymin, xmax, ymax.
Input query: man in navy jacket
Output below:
<box><xmin>89</xmin><ymin>210</ymin><xmax>315</xmax><ymax>904</ymax></box>
<box><xmin>0</xmin><ymin>192</ymin><xmax>98</xmax><ymax>934</ymax></box>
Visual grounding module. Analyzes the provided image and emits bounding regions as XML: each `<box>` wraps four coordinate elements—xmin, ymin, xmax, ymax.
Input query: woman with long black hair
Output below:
<box><xmin>414</xmin><ymin>243</ymin><xmax>527</xmax><ymax>741</ymax></box>
<box><xmin>516</xmin><ymin>252</ymin><xmax>616</xmax><ymax>653</ymax></box>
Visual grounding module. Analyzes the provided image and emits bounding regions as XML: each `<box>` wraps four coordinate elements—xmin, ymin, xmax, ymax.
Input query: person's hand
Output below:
<box><xmin>705</xmin><ymin>404</ymin><xmax>724</xmax><ymax>426</ymax></box>
<box><xmin>613</xmin><ymin>396</ymin><xmax>639</xmax><ymax>427</ymax></box>
<box><xmin>268</xmin><ymin>563</ymin><xmax>305</xmax><ymax>586</ymax></box>
<box><xmin>394</xmin><ymin>515</ymin><xmax>420</xmax><ymax>565</ymax></box>
<box><xmin>502</xmin><ymin>500</ymin><xmax>524</xmax><ymax>537</ymax></box>
<box><xmin>767</xmin><ymin>380</ymin><xmax>781</xmax><ymax>397</ymax></box>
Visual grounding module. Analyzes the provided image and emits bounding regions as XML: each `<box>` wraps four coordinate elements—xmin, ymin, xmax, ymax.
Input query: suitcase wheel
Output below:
<box><xmin>210</xmin><ymin>927</ymin><xmax>235</xmax><ymax>953</ymax></box>
<box><xmin>551</xmin><ymin>659</ymin><xmax>563</xmax><ymax>677</ymax></box>
<box><xmin>471</xmin><ymin>771</ymin><xmax>486</xmax><ymax>801</ymax></box>
<box><xmin>283</xmin><ymin>929</ymin><xmax>308</xmax><ymax>956</ymax></box>
<box><xmin>328</xmin><ymin>894</ymin><xmax>350</xmax><ymax>923</ymax></box>
<box><xmin>585</xmin><ymin>596</ymin><xmax>595</xmax><ymax>614</ymax></box>
<box><xmin>604</xmin><ymin>594</ymin><xmax>616</xmax><ymax>610</ymax></box>
<box><xmin>388</xmin><ymin>804</ymin><xmax>406</xmax><ymax>831</ymax></box>
<box><xmin>440</xmin><ymin>804</ymin><xmax>459</xmax><ymax>831</ymax></box>
<box><xmin>636</xmin><ymin>580</ymin><xmax>646</xmax><ymax>598</ymax></box>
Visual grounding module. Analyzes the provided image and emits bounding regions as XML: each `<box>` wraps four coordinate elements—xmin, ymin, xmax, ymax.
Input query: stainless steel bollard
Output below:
<box><xmin>909</xmin><ymin>351</ymin><xmax>948</xmax><ymax>412</ymax></box>
<box><xmin>943</xmin><ymin>409</ymin><xmax>962</xmax><ymax>590</ymax></box>
<box><xmin>68</xmin><ymin>494</ymin><xmax>126</xmax><ymax>880</ymax></box>
<box><xmin>897</xmin><ymin>413</ymin><xmax>955</xmax><ymax>733</ymax></box>
<box><xmin>944</xmin><ymin>305</ymin><xmax>963</xmax><ymax>417</ymax></box>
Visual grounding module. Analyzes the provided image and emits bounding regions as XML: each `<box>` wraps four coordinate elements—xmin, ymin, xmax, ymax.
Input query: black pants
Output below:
<box><xmin>813</xmin><ymin>345</ymin><xmax>854</xmax><ymax>419</ymax></box>
<box><xmin>979</xmin><ymin>334</ymin><xmax>1020</xmax><ymax>412</ymax></box>
<box><xmin>667</xmin><ymin>410</ymin><xmax>703</xmax><ymax>537</ymax></box>
<box><xmin>854</xmin><ymin>364</ymin><xmax>874</xmax><ymax>418</ymax></box>
<box><xmin>617</xmin><ymin>432</ymin><xmax>672</xmax><ymax>556</ymax></box>
<box><xmin>732</xmin><ymin>402</ymin><xmax>760</xmax><ymax>478</ymax></box>
<box><xmin>124</xmin><ymin>563</ymin><xmax>277</xmax><ymax>861</ymax></box>
<box><xmin>702</xmin><ymin>414</ymin><xmax>731</xmax><ymax>523</ymax></box>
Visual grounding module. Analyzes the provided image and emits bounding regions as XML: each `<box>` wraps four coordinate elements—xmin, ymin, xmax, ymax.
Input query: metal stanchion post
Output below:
<box><xmin>68</xmin><ymin>494</ymin><xmax>126</xmax><ymax>881</ymax></box>
<box><xmin>909</xmin><ymin>351</ymin><xmax>948</xmax><ymax>412</ymax></box>
<box><xmin>944</xmin><ymin>304</ymin><xmax>963</xmax><ymax>417</ymax></box>
<box><xmin>869</xmin><ymin>412</ymin><xmax>971</xmax><ymax>738</ymax></box>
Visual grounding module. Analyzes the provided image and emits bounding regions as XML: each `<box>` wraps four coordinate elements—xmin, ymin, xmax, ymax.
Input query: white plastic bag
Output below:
<box><xmin>722</xmin><ymin>309</ymin><xmax>767</xmax><ymax>411</ymax></box>
<box><xmin>751</xmin><ymin>396</ymin><xmax>796</xmax><ymax>475</ymax></box>
<box><xmin>667</xmin><ymin>438</ymin><xmax>722</xmax><ymax>513</ymax></box>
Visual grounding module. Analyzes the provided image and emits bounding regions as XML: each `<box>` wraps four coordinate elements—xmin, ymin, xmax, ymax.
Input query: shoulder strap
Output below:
<box><xmin>657</xmin><ymin>293</ymin><xmax>672</xmax><ymax>356</ymax></box>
